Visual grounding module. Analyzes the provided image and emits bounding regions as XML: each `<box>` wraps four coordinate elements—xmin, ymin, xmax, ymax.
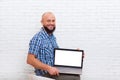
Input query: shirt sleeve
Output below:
<box><xmin>28</xmin><ymin>36</ymin><xmax>41</xmax><ymax>56</ymax></box>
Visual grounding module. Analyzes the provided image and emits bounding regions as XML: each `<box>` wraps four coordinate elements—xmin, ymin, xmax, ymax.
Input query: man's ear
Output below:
<box><xmin>41</xmin><ymin>20</ymin><xmax>43</xmax><ymax>25</ymax></box>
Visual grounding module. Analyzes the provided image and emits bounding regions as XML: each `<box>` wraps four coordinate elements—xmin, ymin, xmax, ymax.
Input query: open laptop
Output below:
<box><xmin>53</xmin><ymin>48</ymin><xmax>84</xmax><ymax>75</ymax></box>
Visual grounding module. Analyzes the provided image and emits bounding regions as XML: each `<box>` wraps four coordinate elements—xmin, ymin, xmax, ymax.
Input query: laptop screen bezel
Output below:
<box><xmin>53</xmin><ymin>48</ymin><xmax>84</xmax><ymax>68</ymax></box>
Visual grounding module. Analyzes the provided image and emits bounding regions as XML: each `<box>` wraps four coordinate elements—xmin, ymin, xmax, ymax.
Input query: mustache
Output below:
<box><xmin>47</xmin><ymin>24</ymin><xmax>55</xmax><ymax>27</ymax></box>
<box><xmin>43</xmin><ymin>25</ymin><xmax>56</xmax><ymax>34</ymax></box>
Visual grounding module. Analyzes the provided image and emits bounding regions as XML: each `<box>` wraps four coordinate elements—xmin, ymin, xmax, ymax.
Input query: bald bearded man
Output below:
<box><xmin>27</xmin><ymin>12</ymin><xmax>80</xmax><ymax>80</ymax></box>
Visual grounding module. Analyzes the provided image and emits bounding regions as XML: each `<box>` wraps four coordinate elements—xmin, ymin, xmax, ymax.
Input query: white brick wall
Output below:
<box><xmin>0</xmin><ymin>0</ymin><xmax>120</xmax><ymax>80</ymax></box>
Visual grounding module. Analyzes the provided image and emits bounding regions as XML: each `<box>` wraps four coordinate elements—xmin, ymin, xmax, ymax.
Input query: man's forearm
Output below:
<box><xmin>27</xmin><ymin>54</ymin><xmax>51</xmax><ymax>71</ymax></box>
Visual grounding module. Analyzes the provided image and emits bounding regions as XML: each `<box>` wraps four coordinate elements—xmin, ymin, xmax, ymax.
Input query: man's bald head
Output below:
<box><xmin>41</xmin><ymin>12</ymin><xmax>56</xmax><ymax>34</ymax></box>
<box><xmin>41</xmin><ymin>12</ymin><xmax>56</xmax><ymax>22</ymax></box>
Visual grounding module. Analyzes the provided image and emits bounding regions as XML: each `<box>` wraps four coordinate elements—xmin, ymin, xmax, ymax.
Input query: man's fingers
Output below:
<box><xmin>54</xmin><ymin>68</ymin><xmax>59</xmax><ymax>76</ymax></box>
<box><xmin>48</xmin><ymin>67</ymin><xmax>59</xmax><ymax>76</ymax></box>
<box><xmin>56</xmin><ymin>70</ymin><xmax>59</xmax><ymax>76</ymax></box>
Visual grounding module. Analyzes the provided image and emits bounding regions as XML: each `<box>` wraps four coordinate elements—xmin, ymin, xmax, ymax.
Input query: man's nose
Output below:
<box><xmin>50</xmin><ymin>21</ymin><xmax>54</xmax><ymax>25</ymax></box>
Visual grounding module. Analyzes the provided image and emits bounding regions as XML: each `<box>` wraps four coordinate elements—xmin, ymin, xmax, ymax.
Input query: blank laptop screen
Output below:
<box><xmin>54</xmin><ymin>49</ymin><xmax>83</xmax><ymax>68</ymax></box>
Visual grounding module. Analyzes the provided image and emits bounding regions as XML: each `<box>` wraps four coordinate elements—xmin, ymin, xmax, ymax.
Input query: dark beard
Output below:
<box><xmin>43</xmin><ymin>26</ymin><xmax>56</xmax><ymax>34</ymax></box>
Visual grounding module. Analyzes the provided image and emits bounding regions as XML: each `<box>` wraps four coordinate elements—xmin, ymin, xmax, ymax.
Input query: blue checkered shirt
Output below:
<box><xmin>28</xmin><ymin>27</ymin><xmax>58</xmax><ymax>76</ymax></box>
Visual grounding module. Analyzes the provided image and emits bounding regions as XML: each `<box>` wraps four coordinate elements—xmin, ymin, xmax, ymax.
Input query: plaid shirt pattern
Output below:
<box><xmin>28</xmin><ymin>27</ymin><xmax>58</xmax><ymax>76</ymax></box>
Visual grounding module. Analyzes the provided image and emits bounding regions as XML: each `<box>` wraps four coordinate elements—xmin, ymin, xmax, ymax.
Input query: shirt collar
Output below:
<box><xmin>41</xmin><ymin>27</ymin><xmax>53</xmax><ymax>38</ymax></box>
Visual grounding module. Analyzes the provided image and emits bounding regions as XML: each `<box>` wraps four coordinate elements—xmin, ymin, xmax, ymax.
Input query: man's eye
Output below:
<box><xmin>52</xmin><ymin>20</ymin><xmax>55</xmax><ymax>22</ymax></box>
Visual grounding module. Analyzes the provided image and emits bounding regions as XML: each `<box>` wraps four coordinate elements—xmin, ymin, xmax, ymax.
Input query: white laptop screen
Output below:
<box><xmin>54</xmin><ymin>48</ymin><xmax>83</xmax><ymax>68</ymax></box>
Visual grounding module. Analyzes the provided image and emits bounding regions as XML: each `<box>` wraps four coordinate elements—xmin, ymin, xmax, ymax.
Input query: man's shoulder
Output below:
<box><xmin>32</xmin><ymin>32</ymin><xmax>42</xmax><ymax>40</ymax></box>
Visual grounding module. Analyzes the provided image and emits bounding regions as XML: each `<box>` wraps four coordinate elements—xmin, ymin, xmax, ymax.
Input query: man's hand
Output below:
<box><xmin>47</xmin><ymin>66</ymin><xmax>59</xmax><ymax>76</ymax></box>
<box><xmin>77</xmin><ymin>48</ymin><xmax>85</xmax><ymax>58</ymax></box>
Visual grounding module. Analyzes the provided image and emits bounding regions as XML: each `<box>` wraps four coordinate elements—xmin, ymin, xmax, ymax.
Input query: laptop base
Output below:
<box><xmin>55</xmin><ymin>66</ymin><xmax>82</xmax><ymax>75</ymax></box>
